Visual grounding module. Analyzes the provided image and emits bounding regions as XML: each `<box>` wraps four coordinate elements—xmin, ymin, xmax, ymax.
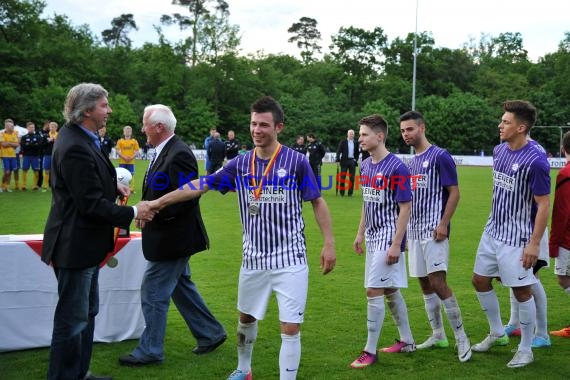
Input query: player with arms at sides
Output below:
<box><xmin>502</xmin><ymin>136</ymin><xmax>552</xmax><ymax>349</ymax></box>
<box><xmin>471</xmin><ymin>100</ymin><xmax>550</xmax><ymax>368</ymax></box>
<box><xmin>116</xmin><ymin>125</ymin><xmax>140</xmax><ymax>192</ymax></box>
<box><xmin>349</xmin><ymin>114</ymin><xmax>416</xmax><ymax>369</ymax></box>
<box><xmin>148</xmin><ymin>95</ymin><xmax>336</xmax><ymax>380</ymax></box>
<box><xmin>399</xmin><ymin>110</ymin><xmax>471</xmax><ymax>362</ymax></box>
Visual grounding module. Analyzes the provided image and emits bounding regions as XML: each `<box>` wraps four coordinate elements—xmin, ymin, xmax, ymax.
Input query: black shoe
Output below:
<box><xmin>118</xmin><ymin>354</ymin><xmax>162</xmax><ymax>367</ymax></box>
<box><xmin>192</xmin><ymin>335</ymin><xmax>227</xmax><ymax>355</ymax></box>
<box><xmin>84</xmin><ymin>372</ymin><xmax>112</xmax><ymax>380</ymax></box>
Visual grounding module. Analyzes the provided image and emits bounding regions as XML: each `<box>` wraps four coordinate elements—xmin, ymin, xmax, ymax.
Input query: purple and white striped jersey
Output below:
<box><xmin>360</xmin><ymin>153</ymin><xmax>412</xmax><ymax>252</ymax></box>
<box><xmin>208</xmin><ymin>145</ymin><xmax>321</xmax><ymax>270</ymax></box>
<box><xmin>406</xmin><ymin>145</ymin><xmax>458</xmax><ymax>240</ymax></box>
<box><xmin>485</xmin><ymin>141</ymin><xmax>550</xmax><ymax>247</ymax></box>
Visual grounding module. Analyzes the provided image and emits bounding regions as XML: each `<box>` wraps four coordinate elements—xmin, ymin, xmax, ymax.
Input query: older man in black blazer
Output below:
<box><xmin>118</xmin><ymin>104</ymin><xmax>226</xmax><ymax>367</ymax></box>
<box><xmin>42</xmin><ymin>83</ymin><xmax>154</xmax><ymax>380</ymax></box>
<box><xmin>336</xmin><ymin>129</ymin><xmax>358</xmax><ymax>196</ymax></box>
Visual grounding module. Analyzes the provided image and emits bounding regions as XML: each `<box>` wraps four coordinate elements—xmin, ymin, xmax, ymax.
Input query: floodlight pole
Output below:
<box><xmin>410</xmin><ymin>0</ymin><xmax>418</xmax><ymax>154</ymax></box>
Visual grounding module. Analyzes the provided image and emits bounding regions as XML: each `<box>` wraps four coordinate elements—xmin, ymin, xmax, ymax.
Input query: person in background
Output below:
<box><xmin>238</xmin><ymin>144</ymin><xmax>248</xmax><ymax>155</ymax></box>
<box><xmin>207</xmin><ymin>132</ymin><xmax>226</xmax><ymax>174</ymax></box>
<box><xmin>290</xmin><ymin>135</ymin><xmax>307</xmax><ymax>155</ymax></box>
<box><xmin>115</xmin><ymin>125</ymin><xmax>140</xmax><ymax>192</ymax></box>
<box><xmin>306</xmin><ymin>133</ymin><xmax>326</xmax><ymax>179</ymax></box>
<box><xmin>41</xmin><ymin>82</ymin><xmax>155</xmax><ymax>380</ymax></box>
<box><xmin>19</xmin><ymin>121</ymin><xmax>43</xmax><ymax>191</ymax></box>
<box><xmin>41</xmin><ymin>121</ymin><xmax>58</xmax><ymax>192</ymax></box>
<box><xmin>336</xmin><ymin>129</ymin><xmax>358</xmax><ymax>197</ymax></box>
<box><xmin>0</xmin><ymin>118</ymin><xmax>20</xmax><ymax>192</ymax></box>
<box><xmin>204</xmin><ymin>127</ymin><xmax>217</xmax><ymax>174</ymax></box>
<box><xmin>98</xmin><ymin>126</ymin><xmax>114</xmax><ymax>158</ymax></box>
<box><xmin>225</xmin><ymin>130</ymin><xmax>240</xmax><ymax>161</ymax></box>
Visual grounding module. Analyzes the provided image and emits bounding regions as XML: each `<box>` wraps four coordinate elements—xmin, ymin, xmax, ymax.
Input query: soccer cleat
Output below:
<box><xmin>471</xmin><ymin>334</ymin><xmax>509</xmax><ymax>352</ymax></box>
<box><xmin>531</xmin><ymin>336</ymin><xmax>551</xmax><ymax>348</ymax></box>
<box><xmin>350</xmin><ymin>351</ymin><xmax>377</xmax><ymax>368</ymax></box>
<box><xmin>550</xmin><ymin>326</ymin><xmax>570</xmax><ymax>338</ymax></box>
<box><xmin>507</xmin><ymin>350</ymin><xmax>533</xmax><ymax>368</ymax></box>
<box><xmin>504</xmin><ymin>324</ymin><xmax>521</xmax><ymax>337</ymax></box>
<box><xmin>416</xmin><ymin>335</ymin><xmax>450</xmax><ymax>349</ymax></box>
<box><xmin>227</xmin><ymin>369</ymin><xmax>252</xmax><ymax>380</ymax></box>
<box><xmin>456</xmin><ymin>336</ymin><xmax>472</xmax><ymax>362</ymax></box>
<box><xmin>380</xmin><ymin>340</ymin><xmax>416</xmax><ymax>353</ymax></box>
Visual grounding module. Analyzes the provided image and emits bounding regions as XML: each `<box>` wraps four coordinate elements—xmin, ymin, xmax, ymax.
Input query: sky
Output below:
<box><xmin>42</xmin><ymin>0</ymin><xmax>570</xmax><ymax>62</ymax></box>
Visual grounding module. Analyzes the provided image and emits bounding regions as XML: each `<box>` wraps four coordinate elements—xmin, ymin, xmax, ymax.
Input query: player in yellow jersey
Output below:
<box><xmin>115</xmin><ymin>125</ymin><xmax>140</xmax><ymax>191</ymax></box>
<box><xmin>42</xmin><ymin>121</ymin><xmax>58</xmax><ymax>191</ymax></box>
<box><xmin>1</xmin><ymin>119</ymin><xmax>21</xmax><ymax>192</ymax></box>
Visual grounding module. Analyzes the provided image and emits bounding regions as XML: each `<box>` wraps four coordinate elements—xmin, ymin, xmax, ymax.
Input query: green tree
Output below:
<box><xmin>101</xmin><ymin>14</ymin><xmax>138</xmax><ymax>48</ymax></box>
<box><xmin>288</xmin><ymin>17</ymin><xmax>322</xmax><ymax>64</ymax></box>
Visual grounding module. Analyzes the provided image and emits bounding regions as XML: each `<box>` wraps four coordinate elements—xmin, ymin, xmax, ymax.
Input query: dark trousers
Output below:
<box><xmin>48</xmin><ymin>266</ymin><xmax>99</xmax><ymax>380</ymax></box>
<box><xmin>310</xmin><ymin>162</ymin><xmax>321</xmax><ymax>179</ymax></box>
<box><xmin>340</xmin><ymin>160</ymin><xmax>357</xmax><ymax>196</ymax></box>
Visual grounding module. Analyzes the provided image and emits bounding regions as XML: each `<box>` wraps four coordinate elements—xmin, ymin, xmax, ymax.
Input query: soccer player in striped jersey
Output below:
<box><xmin>149</xmin><ymin>96</ymin><xmax>336</xmax><ymax>380</ymax></box>
<box><xmin>471</xmin><ymin>100</ymin><xmax>550</xmax><ymax>368</ymax></box>
<box><xmin>400</xmin><ymin>110</ymin><xmax>472</xmax><ymax>362</ymax></box>
<box><xmin>349</xmin><ymin>114</ymin><xmax>416</xmax><ymax>369</ymax></box>
<box><xmin>503</xmin><ymin>137</ymin><xmax>551</xmax><ymax>348</ymax></box>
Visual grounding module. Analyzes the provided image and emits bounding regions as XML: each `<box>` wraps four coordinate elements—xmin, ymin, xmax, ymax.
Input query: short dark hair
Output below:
<box><xmin>359</xmin><ymin>114</ymin><xmax>388</xmax><ymax>136</ymax></box>
<box><xmin>503</xmin><ymin>100</ymin><xmax>537</xmax><ymax>133</ymax></box>
<box><xmin>307</xmin><ymin>133</ymin><xmax>316</xmax><ymax>139</ymax></box>
<box><xmin>251</xmin><ymin>96</ymin><xmax>284</xmax><ymax>125</ymax></box>
<box><xmin>399</xmin><ymin>110</ymin><xmax>425</xmax><ymax>124</ymax></box>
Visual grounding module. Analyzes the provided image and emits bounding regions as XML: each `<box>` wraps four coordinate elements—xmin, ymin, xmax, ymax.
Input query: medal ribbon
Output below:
<box><xmin>250</xmin><ymin>144</ymin><xmax>282</xmax><ymax>200</ymax></box>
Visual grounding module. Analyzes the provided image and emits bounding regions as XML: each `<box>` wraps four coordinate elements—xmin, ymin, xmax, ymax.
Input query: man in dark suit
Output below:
<box><xmin>41</xmin><ymin>83</ymin><xmax>155</xmax><ymax>380</ymax></box>
<box><xmin>119</xmin><ymin>104</ymin><xmax>226</xmax><ymax>367</ymax></box>
<box><xmin>207</xmin><ymin>131</ymin><xmax>226</xmax><ymax>174</ymax></box>
<box><xmin>336</xmin><ymin>129</ymin><xmax>358</xmax><ymax>196</ymax></box>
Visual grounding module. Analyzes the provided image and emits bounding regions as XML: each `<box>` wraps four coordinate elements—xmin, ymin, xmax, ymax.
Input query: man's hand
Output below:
<box><xmin>522</xmin><ymin>243</ymin><xmax>539</xmax><ymax>270</ymax></box>
<box><xmin>117</xmin><ymin>182</ymin><xmax>131</xmax><ymax>197</ymax></box>
<box><xmin>385</xmin><ymin>245</ymin><xmax>400</xmax><ymax>265</ymax></box>
<box><xmin>320</xmin><ymin>243</ymin><xmax>336</xmax><ymax>275</ymax></box>
<box><xmin>135</xmin><ymin>201</ymin><xmax>156</xmax><ymax>222</ymax></box>
<box><xmin>353</xmin><ymin>233</ymin><xmax>365</xmax><ymax>255</ymax></box>
<box><xmin>433</xmin><ymin>223</ymin><xmax>449</xmax><ymax>241</ymax></box>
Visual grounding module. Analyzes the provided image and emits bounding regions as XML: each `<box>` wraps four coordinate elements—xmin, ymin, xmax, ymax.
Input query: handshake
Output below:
<box><xmin>133</xmin><ymin>200</ymin><xmax>162</xmax><ymax>222</ymax></box>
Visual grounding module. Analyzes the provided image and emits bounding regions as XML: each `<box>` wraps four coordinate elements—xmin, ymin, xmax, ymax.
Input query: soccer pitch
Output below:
<box><xmin>0</xmin><ymin>162</ymin><xmax>568</xmax><ymax>379</ymax></box>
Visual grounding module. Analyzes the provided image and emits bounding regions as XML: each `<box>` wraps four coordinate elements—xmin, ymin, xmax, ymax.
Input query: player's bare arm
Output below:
<box><xmin>311</xmin><ymin>196</ymin><xmax>336</xmax><ymax>274</ymax></box>
<box><xmin>434</xmin><ymin>185</ymin><xmax>460</xmax><ymax>241</ymax></box>
<box><xmin>522</xmin><ymin>194</ymin><xmax>549</xmax><ymax>269</ymax></box>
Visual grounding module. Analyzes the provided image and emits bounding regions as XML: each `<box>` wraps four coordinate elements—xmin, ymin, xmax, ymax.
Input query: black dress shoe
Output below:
<box><xmin>192</xmin><ymin>335</ymin><xmax>227</xmax><ymax>355</ymax></box>
<box><xmin>84</xmin><ymin>373</ymin><xmax>112</xmax><ymax>380</ymax></box>
<box><xmin>118</xmin><ymin>354</ymin><xmax>162</xmax><ymax>367</ymax></box>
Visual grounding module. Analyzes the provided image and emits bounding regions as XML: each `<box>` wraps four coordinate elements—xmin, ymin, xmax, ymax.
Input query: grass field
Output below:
<box><xmin>0</xmin><ymin>160</ymin><xmax>568</xmax><ymax>379</ymax></box>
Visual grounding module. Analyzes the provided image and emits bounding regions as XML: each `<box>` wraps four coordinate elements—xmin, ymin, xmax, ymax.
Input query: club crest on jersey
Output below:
<box><xmin>511</xmin><ymin>163</ymin><xmax>519</xmax><ymax>172</ymax></box>
<box><xmin>422</xmin><ymin>160</ymin><xmax>429</xmax><ymax>168</ymax></box>
<box><xmin>277</xmin><ymin>168</ymin><xmax>287</xmax><ymax>178</ymax></box>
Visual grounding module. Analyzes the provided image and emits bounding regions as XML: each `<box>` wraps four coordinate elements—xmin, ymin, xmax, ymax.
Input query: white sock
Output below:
<box><xmin>442</xmin><ymin>295</ymin><xmax>466</xmax><ymax>339</ymax></box>
<box><xmin>236</xmin><ymin>321</ymin><xmax>257</xmax><ymax>372</ymax></box>
<box><xmin>507</xmin><ymin>288</ymin><xmax>519</xmax><ymax>326</ymax></box>
<box><xmin>476</xmin><ymin>290</ymin><xmax>504</xmax><ymax>337</ymax></box>
<box><xmin>518</xmin><ymin>296</ymin><xmax>536</xmax><ymax>352</ymax></box>
<box><xmin>279</xmin><ymin>333</ymin><xmax>301</xmax><ymax>380</ymax></box>
<box><xmin>423</xmin><ymin>293</ymin><xmax>446</xmax><ymax>339</ymax></box>
<box><xmin>532</xmin><ymin>280</ymin><xmax>548</xmax><ymax>339</ymax></box>
<box><xmin>386</xmin><ymin>290</ymin><xmax>414</xmax><ymax>344</ymax></box>
<box><xmin>364</xmin><ymin>295</ymin><xmax>385</xmax><ymax>354</ymax></box>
